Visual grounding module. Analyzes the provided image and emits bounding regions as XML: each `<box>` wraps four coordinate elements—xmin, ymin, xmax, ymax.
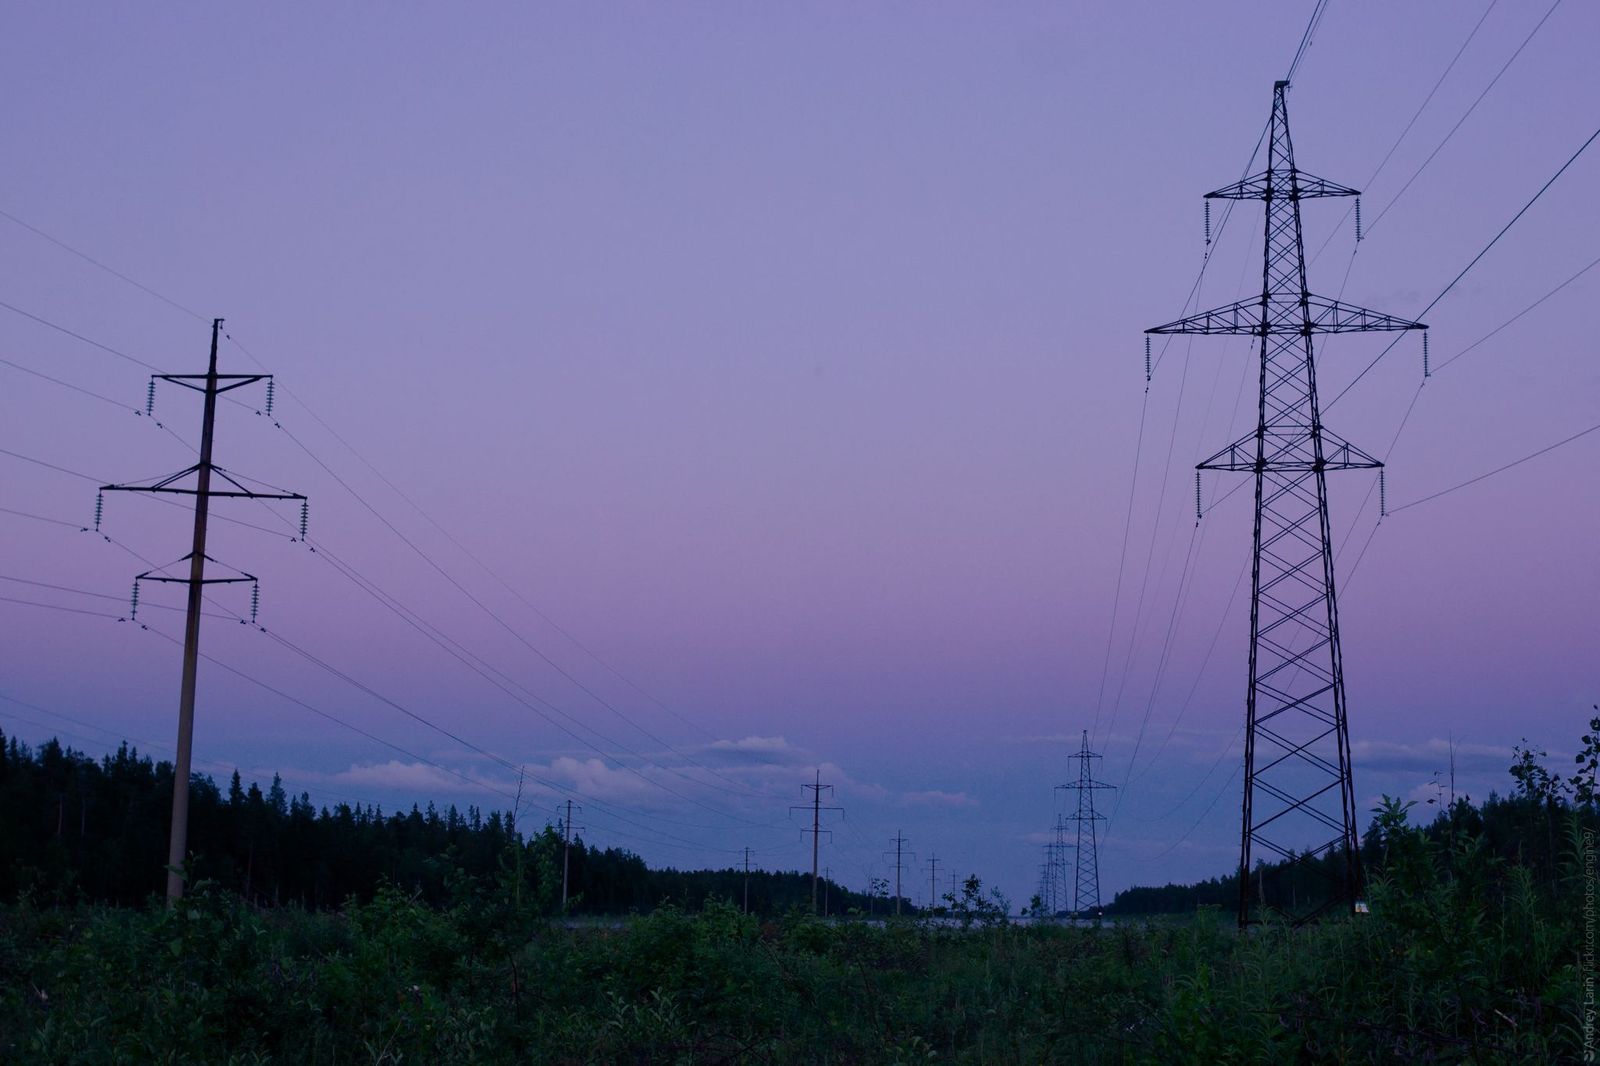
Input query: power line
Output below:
<box><xmin>1363</xmin><ymin>0</ymin><xmax>1564</xmax><ymax>239</ymax></box>
<box><xmin>0</xmin><ymin>690</ymin><xmax>383</xmax><ymax>811</ymax></box>
<box><xmin>0</xmin><ymin>355</ymin><xmax>143</xmax><ymax>413</ymax></box>
<box><xmin>255</xmin><ymin>411</ymin><xmax>771</xmax><ymax>803</ymax></box>
<box><xmin>0</xmin><ymin>207</ymin><xmax>207</xmax><ymax>322</ymax></box>
<box><xmin>1329</xmin><ymin>121</ymin><xmax>1600</xmax><ymax>409</ymax></box>
<box><xmin>0</xmin><ymin>446</ymin><xmax>104</xmax><ymax>483</ymax></box>
<box><xmin>0</xmin><ymin>306</ymin><xmax>791</xmax><ymax>821</ymax></box>
<box><xmin>1284</xmin><ymin>0</ymin><xmax>1332</xmax><ymax>83</ymax></box>
<box><xmin>1388</xmin><ymin>421</ymin><xmax>1600</xmax><ymax>514</ymax></box>
<box><xmin>1431</xmin><ymin>252</ymin><xmax>1600</xmax><ymax>375</ymax></box>
<box><xmin>0</xmin><ymin>298</ymin><xmax>162</xmax><ymax>372</ymax></box>
<box><xmin>224</xmin><ymin>332</ymin><xmax>730</xmax><ymax>748</ymax></box>
<box><xmin>1306</xmin><ymin>0</ymin><xmax>1502</xmax><ymax>267</ymax></box>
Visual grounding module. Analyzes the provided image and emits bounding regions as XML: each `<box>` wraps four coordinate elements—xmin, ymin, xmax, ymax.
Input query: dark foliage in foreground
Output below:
<box><xmin>0</xmin><ymin>720</ymin><xmax>1591</xmax><ymax>1061</ymax></box>
<box><xmin>0</xmin><ymin>821</ymin><xmax>1588</xmax><ymax>1065</ymax></box>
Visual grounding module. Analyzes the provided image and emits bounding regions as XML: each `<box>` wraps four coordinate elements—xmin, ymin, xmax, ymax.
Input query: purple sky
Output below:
<box><xmin>2</xmin><ymin>3</ymin><xmax>1596</xmax><ymax>906</ymax></box>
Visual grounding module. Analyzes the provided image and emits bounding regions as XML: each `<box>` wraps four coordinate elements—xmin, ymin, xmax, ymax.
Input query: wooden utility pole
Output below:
<box><xmin>791</xmin><ymin>768</ymin><xmax>842</xmax><ymax>914</ymax></box>
<box><xmin>557</xmin><ymin>799</ymin><xmax>583</xmax><ymax>911</ymax></box>
<box><xmin>884</xmin><ymin>832</ymin><xmax>915</xmax><ymax>916</ymax></box>
<box><xmin>99</xmin><ymin>318</ymin><xmax>303</xmax><ymax>904</ymax></box>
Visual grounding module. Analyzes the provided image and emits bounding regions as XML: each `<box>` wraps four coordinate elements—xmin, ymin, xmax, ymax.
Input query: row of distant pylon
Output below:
<box><xmin>1036</xmin><ymin>729</ymin><xmax>1114</xmax><ymax>919</ymax></box>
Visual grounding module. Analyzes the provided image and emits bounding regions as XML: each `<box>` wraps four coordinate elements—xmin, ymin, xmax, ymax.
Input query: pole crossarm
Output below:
<box><xmin>1199</xmin><ymin>427</ymin><xmax>1383</xmax><ymax>472</ymax></box>
<box><xmin>155</xmin><ymin>372</ymin><xmax>270</xmax><ymax>395</ymax></box>
<box><xmin>1146</xmin><ymin>295</ymin><xmax>1425</xmax><ymax>336</ymax></box>
<box><xmin>1206</xmin><ymin>170</ymin><xmax>1360</xmax><ymax>201</ymax></box>
<box><xmin>135</xmin><ymin>556</ymin><xmax>256</xmax><ymax>586</ymax></box>
<box><xmin>102</xmin><ymin>463</ymin><xmax>305</xmax><ymax>501</ymax></box>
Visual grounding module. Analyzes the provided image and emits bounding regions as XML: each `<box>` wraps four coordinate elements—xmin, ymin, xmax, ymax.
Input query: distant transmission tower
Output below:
<box><xmin>1057</xmin><ymin>730</ymin><xmax>1113</xmax><ymax>918</ymax></box>
<box><xmin>1050</xmin><ymin>814</ymin><xmax>1073</xmax><ymax>914</ymax></box>
<box><xmin>1147</xmin><ymin>82</ymin><xmax>1425</xmax><ymax>927</ymax></box>
<box><xmin>98</xmin><ymin>318</ymin><xmax>306</xmax><ymax>903</ymax></box>
<box><xmin>1037</xmin><ymin>814</ymin><xmax>1074</xmax><ymax>916</ymax></box>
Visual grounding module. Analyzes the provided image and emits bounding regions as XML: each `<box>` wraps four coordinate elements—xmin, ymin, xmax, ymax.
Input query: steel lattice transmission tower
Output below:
<box><xmin>1057</xmin><ymin>730</ymin><xmax>1114</xmax><ymax>918</ymax></box>
<box><xmin>1147</xmin><ymin>82</ymin><xmax>1426</xmax><ymax>927</ymax></box>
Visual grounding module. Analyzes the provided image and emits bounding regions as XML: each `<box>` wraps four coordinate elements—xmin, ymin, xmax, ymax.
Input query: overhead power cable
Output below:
<box><xmin>1</xmin><ymin>214</ymin><xmax>782</xmax><ymax>805</ymax></box>
<box><xmin>0</xmin><ymin>207</ymin><xmax>207</xmax><ymax>322</ymax></box>
<box><xmin>225</xmin><ymin>331</ymin><xmax>728</xmax><ymax>747</ymax></box>
<box><xmin>0</xmin><ymin>574</ymin><xmax>775</xmax><ymax>851</ymax></box>
<box><xmin>1307</xmin><ymin>0</ymin><xmax>1501</xmax><ymax>267</ymax></box>
<box><xmin>1388</xmin><ymin>421</ymin><xmax>1600</xmax><ymax>514</ymax></box>
<box><xmin>0</xmin><ymin>298</ymin><xmax>161</xmax><ymax>371</ymax></box>
<box><xmin>1363</xmin><ymin>0</ymin><xmax>1565</xmax><ymax>239</ymax></box>
<box><xmin>1329</xmin><ymin>121</ymin><xmax>1600</xmax><ymax>408</ymax></box>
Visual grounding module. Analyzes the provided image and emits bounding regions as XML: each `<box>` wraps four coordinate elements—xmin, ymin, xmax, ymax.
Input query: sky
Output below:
<box><xmin>1</xmin><ymin>2</ymin><xmax>1596</xmax><ymax>908</ymax></box>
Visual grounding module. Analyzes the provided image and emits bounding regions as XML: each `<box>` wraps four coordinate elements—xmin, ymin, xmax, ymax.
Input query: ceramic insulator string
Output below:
<box><xmin>1423</xmin><ymin>332</ymin><xmax>1430</xmax><ymax>378</ymax></box>
<box><xmin>129</xmin><ymin>581</ymin><xmax>140</xmax><ymax>620</ymax></box>
<box><xmin>1144</xmin><ymin>337</ymin><xmax>1151</xmax><ymax>385</ymax></box>
<box><xmin>1204</xmin><ymin>200</ymin><xmax>1211</xmax><ymax>246</ymax></box>
<box><xmin>250</xmin><ymin>582</ymin><xmax>260</xmax><ymax>625</ymax></box>
<box><xmin>93</xmin><ymin>491</ymin><xmax>103</xmax><ymax>532</ymax></box>
<box><xmin>298</xmin><ymin>500</ymin><xmax>309</xmax><ymax>540</ymax></box>
<box><xmin>1379</xmin><ymin>469</ymin><xmax>1388</xmax><ymax>518</ymax></box>
<box><xmin>1354</xmin><ymin>197</ymin><xmax>1362</xmax><ymax>243</ymax></box>
<box><xmin>1195</xmin><ymin>471</ymin><xmax>1203</xmax><ymax>522</ymax></box>
<box><xmin>145</xmin><ymin>379</ymin><xmax>155</xmax><ymax>416</ymax></box>
<box><xmin>264</xmin><ymin>378</ymin><xmax>275</xmax><ymax>416</ymax></box>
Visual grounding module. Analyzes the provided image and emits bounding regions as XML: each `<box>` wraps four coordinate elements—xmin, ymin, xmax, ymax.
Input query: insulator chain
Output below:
<box><xmin>129</xmin><ymin>580</ymin><xmax>140</xmax><ymax>620</ymax></box>
<box><xmin>1204</xmin><ymin>200</ymin><xmax>1211</xmax><ymax>246</ymax></box>
<box><xmin>264</xmin><ymin>378</ymin><xmax>275</xmax><ymax>417</ymax></box>
<box><xmin>1379</xmin><ymin>469</ymin><xmax>1387</xmax><ymax>518</ymax></box>
<box><xmin>94</xmin><ymin>491</ymin><xmax>104</xmax><ymax>532</ymax></box>
<box><xmin>298</xmin><ymin>500</ymin><xmax>309</xmax><ymax>540</ymax></box>
<box><xmin>145</xmin><ymin>379</ymin><xmax>156</xmax><ymax>416</ymax></box>
<box><xmin>1422</xmin><ymin>332</ymin><xmax>1430</xmax><ymax>379</ymax></box>
<box><xmin>1354</xmin><ymin>197</ymin><xmax>1363</xmax><ymax>243</ymax></box>
<box><xmin>1144</xmin><ymin>337</ymin><xmax>1152</xmax><ymax>387</ymax></box>
<box><xmin>249</xmin><ymin>582</ymin><xmax>260</xmax><ymax>625</ymax></box>
<box><xmin>1195</xmin><ymin>471</ymin><xmax>1203</xmax><ymax>523</ymax></box>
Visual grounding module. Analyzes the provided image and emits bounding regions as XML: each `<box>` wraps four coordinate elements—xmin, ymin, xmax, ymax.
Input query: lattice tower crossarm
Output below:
<box><xmin>1146</xmin><ymin>82</ymin><xmax>1425</xmax><ymax>928</ymax></box>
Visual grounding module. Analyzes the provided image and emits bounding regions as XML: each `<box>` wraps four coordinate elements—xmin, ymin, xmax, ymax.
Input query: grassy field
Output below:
<box><xmin>0</xmin><ymin>848</ymin><xmax>1586</xmax><ymax>1064</ymax></box>
<box><xmin>3</xmin><ymin>729</ymin><xmax>1593</xmax><ymax>1062</ymax></box>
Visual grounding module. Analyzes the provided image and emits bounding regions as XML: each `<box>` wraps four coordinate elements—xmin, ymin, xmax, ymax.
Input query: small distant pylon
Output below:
<box><xmin>1037</xmin><ymin>814</ymin><xmax>1075</xmax><ymax>916</ymax></box>
<box><xmin>1057</xmin><ymin>730</ymin><xmax>1114</xmax><ymax>918</ymax></box>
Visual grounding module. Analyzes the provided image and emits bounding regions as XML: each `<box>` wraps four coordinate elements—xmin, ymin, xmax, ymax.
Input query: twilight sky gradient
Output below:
<box><xmin>2</xmin><ymin>3</ymin><xmax>1596</xmax><ymax>906</ymax></box>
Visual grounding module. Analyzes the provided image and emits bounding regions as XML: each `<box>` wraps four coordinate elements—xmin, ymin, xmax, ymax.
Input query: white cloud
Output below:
<box><xmin>335</xmin><ymin>760</ymin><xmax>502</xmax><ymax>795</ymax></box>
<box><xmin>902</xmin><ymin>789</ymin><xmax>979</xmax><ymax>809</ymax></box>
<box><xmin>703</xmin><ymin>735</ymin><xmax>807</xmax><ymax>765</ymax></box>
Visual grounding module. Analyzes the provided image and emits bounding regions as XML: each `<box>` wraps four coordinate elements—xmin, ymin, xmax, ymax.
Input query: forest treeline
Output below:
<box><xmin>1107</xmin><ymin>718</ymin><xmax>1600</xmax><ymax>916</ymax></box>
<box><xmin>2</xmin><ymin>717</ymin><xmax>1594</xmax><ymax>920</ymax></box>
<box><xmin>0</xmin><ymin>729</ymin><xmax>887</xmax><ymax>916</ymax></box>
